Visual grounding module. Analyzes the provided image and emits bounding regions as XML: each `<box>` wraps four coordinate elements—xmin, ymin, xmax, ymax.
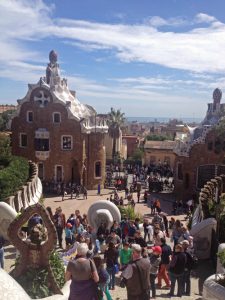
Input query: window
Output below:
<box><xmin>53</xmin><ymin>112</ymin><xmax>61</xmax><ymax>123</ymax></box>
<box><xmin>62</xmin><ymin>135</ymin><xmax>72</xmax><ymax>150</ymax></box>
<box><xmin>185</xmin><ymin>173</ymin><xmax>190</xmax><ymax>189</ymax></box>
<box><xmin>95</xmin><ymin>161</ymin><xmax>101</xmax><ymax>178</ymax></box>
<box><xmin>35</xmin><ymin>138</ymin><xmax>49</xmax><ymax>151</ymax></box>
<box><xmin>55</xmin><ymin>165</ymin><xmax>63</xmax><ymax>182</ymax></box>
<box><xmin>27</xmin><ymin>111</ymin><xmax>33</xmax><ymax>122</ymax></box>
<box><xmin>38</xmin><ymin>163</ymin><xmax>44</xmax><ymax>180</ymax></box>
<box><xmin>177</xmin><ymin>163</ymin><xmax>183</xmax><ymax>180</ymax></box>
<box><xmin>20</xmin><ymin>133</ymin><xmax>27</xmax><ymax>147</ymax></box>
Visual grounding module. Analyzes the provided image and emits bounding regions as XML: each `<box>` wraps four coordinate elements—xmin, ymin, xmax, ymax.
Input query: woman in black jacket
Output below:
<box><xmin>104</xmin><ymin>242</ymin><xmax>119</xmax><ymax>290</ymax></box>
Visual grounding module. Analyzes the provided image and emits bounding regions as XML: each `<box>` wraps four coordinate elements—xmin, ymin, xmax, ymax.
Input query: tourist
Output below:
<box><xmin>157</xmin><ymin>238</ymin><xmax>172</xmax><ymax>289</ymax></box>
<box><xmin>65</xmin><ymin>223</ymin><xmax>74</xmax><ymax>249</ymax></box>
<box><xmin>171</xmin><ymin>219</ymin><xmax>183</xmax><ymax>247</ymax></box>
<box><xmin>0</xmin><ymin>235</ymin><xmax>5</xmax><ymax>269</ymax></box>
<box><xmin>46</xmin><ymin>206</ymin><xmax>54</xmax><ymax>223</ymax></box>
<box><xmin>120</xmin><ymin>241</ymin><xmax>132</xmax><ymax>270</ymax></box>
<box><xmin>134</xmin><ymin>230</ymin><xmax>147</xmax><ymax>248</ymax></box>
<box><xmin>110</xmin><ymin>221</ymin><xmax>122</xmax><ymax>238</ymax></box>
<box><xmin>65</xmin><ymin>243</ymin><xmax>99</xmax><ymax>300</ymax></box>
<box><xmin>128</xmin><ymin>220</ymin><xmax>137</xmax><ymax>243</ymax></box>
<box><xmin>83</xmin><ymin>186</ymin><xmax>88</xmax><ymax>199</ymax></box>
<box><xmin>153</xmin><ymin>225</ymin><xmax>165</xmax><ymax>246</ymax></box>
<box><xmin>181</xmin><ymin>240</ymin><xmax>194</xmax><ymax>296</ymax></box>
<box><xmin>168</xmin><ymin>243</ymin><xmax>186</xmax><ymax>297</ymax></box>
<box><xmin>74</xmin><ymin>218</ymin><xmax>84</xmax><ymax>237</ymax></box>
<box><xmin>149</xmin><ymin>246</ymin><xmax>162</xmax><ymax>299</ymax></box>
<box><xmin>104</xmin><ymin>242</ymin><xmax>119</xmax><ymax>290</ymax></box>
<box><xmin>53</xmin><ymin>207</ymin><xmax>66</xmax><ymax>248</ymax></box>
<box><xmin>93</xmin><ymin>255</ymin><xmax>112</xmax><ymax>300</ymax></box>
<box><xmin>106</xmin><ymin>230</ymin><xmax>121</xmax><ymax>248</ymax></box>
<box><xmin>143</xmin><ymin>218</ymin><xmax>152</xmax><ymax>242</ymax></box>
<box><xmin>121</xmin><ymin>244</ymin><xmax>151</xmax><ymax>300</ymax></box>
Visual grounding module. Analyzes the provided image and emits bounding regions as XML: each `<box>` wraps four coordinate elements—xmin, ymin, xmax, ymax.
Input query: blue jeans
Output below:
<box><xmin>0</xmin><ymin>248</ymin><xmax>4</xmax><ymax>269</ymax></box>
<box><xmin>169</xmin><ymin>271</ymin><xmax>183</xmax><ymax>296</ymax></box>
<box><xmin>106</xmin><ymin>267</ymin><xmax>116</xmax><ymax>289</ymax></box>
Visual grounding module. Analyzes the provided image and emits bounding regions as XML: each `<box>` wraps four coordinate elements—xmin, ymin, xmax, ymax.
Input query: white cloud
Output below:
<box><xmin>195</xmin><ymin>13</ymin><xmax>217</xmax><ymax>24</ymax></box>
<box><xmin>147</xmin><ymin>16</ymin><xmax>187</xmax><ymax>27</ymax></box>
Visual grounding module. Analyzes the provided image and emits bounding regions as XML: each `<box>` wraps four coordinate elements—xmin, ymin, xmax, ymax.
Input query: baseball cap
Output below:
<box><xmin>152</xmin><ymin>246</ymin><xmax>162</xmax><ymax>254</ymax></box>
<box><xmin>66</xmin><ymin>223</ymin><xmax>73</xmax><ymax>228</ymax></box>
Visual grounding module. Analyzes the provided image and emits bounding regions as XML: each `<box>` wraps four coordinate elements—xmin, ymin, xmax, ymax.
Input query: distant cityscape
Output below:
<box><xmin>126</xmin><ymin>116</ymin><xmax>202</xmax><ymax>124</ymax></box>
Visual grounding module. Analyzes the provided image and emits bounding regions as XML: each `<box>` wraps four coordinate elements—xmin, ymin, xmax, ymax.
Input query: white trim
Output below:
<box><xmin>26</xmin><ymin>110</ymin><xmax>33</xmax><ymax>123</ymax></box>
<box><xmin>52</xmin><ymin>112</ymin><xmax>61</xmax><ymax>124</ymax></box>
<box><xmin>19</xmin><ymin>132</ymin><xmax>27</xmax><ymax>148</ymax></box>
<box><xmin>61</xmin><ymin>135</ymin><xmax>73</xmax><ymax>150</ymax></box>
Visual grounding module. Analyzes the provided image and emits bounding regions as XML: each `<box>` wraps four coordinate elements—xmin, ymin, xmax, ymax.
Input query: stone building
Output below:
<box><xmin>11</xmin><ymin>50</ymin><xmax>108</xmax><ymax>189</ymax></box>
<box><xmin>143</xmin><ymin>140</ymin><xmax>176</xmax><ymax>168</ymax></box>
<box><xmin>174</xmin><ymin>88</ymin><xmax>225</xmax><ymax>201</ymax></box>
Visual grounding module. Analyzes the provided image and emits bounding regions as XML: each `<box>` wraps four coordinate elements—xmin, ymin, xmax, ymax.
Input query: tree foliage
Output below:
<box><xmin>0</xmin><ymin>156</ymin><xmax>29</xmax><ymax>200</ymax></box>
<box><xmin>146</xmin><ymin>134</ymin><xmax>172</xmax><ymax>141</ymax></box>
<box><xmin>107</xmin><ymin>108</ymin><xmax>125</xmax><ymax>162</ymax></box>
<box><xmin>0</xmin><ymin>109</ymin><xmax>15</xmax><ymax>131</ymax></box>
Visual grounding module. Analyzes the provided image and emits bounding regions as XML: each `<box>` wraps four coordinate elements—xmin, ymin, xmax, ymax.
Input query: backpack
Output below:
<box><xmin>185</xmin><ymin>252</ymin><xmax>198</xmax><ymax>270</ymax></box>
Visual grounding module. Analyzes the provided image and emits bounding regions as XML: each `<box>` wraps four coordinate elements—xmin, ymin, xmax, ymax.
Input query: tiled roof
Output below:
<box><xmin>144</xmin><ymin>140</ymin><xmax>175</xmax><ymax>150</ymax></box>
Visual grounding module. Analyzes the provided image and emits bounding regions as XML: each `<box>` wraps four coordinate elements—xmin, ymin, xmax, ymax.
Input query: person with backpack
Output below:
<box><xmin>181</xmin><ymin>240</ymin><xmax>194</xmax><ymax>296</ymax></box>
<box><xmin>93</xmin><ymin>255</ymin><xmax>112</xmax><ymax>300</ymax></box>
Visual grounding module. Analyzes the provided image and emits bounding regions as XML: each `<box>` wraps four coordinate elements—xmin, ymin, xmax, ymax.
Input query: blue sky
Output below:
<box><xmin>1</xmin><ymin>0</ymin><xmax>225</xmax><ymax>118</ymax></box>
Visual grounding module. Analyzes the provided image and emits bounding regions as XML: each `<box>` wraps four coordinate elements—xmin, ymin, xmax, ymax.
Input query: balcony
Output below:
<box><xmin>35</xmin><ymin>151</ymin><xmax>49</xmax><ymax>160</ymax></box>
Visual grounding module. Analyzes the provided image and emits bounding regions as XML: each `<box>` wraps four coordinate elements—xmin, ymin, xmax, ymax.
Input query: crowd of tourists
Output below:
<box><xmin>36</xmin><ymin>204</ymin><xmax>197</xmax><ymax>300</ymax></box>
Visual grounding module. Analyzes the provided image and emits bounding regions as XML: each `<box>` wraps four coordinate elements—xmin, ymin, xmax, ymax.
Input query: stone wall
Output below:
<box><xmin>174</xmin><ymin>130</ymin><xmax>225</xmax><ymax>201</ymax></box>
<box><xmin>4</xmin><ymin>161</ymin><xmax>42</xmax><ymax>212</ymax></box>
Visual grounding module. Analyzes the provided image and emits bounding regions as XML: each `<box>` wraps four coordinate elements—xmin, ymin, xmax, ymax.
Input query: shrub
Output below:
<box><xmin>118</xmin><ymin>205</ymin><xmax>143</xmax><ymax>222</ymax></box>
<box><xmin>14</xmin><ymin>251</ymin><xmax>65</xmax><ymax>299</ymax></box>
<box><xmin>0</xmin><ymin>156</ymin><xmax>29</xmax><ymax>200</ymax></box>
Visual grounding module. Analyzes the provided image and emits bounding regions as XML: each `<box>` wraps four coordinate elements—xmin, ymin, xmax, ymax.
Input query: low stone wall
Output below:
<box><xmin>4</xmin><ymin>161</ymin><xmax>42</xmax><ymax>212</ymax></box>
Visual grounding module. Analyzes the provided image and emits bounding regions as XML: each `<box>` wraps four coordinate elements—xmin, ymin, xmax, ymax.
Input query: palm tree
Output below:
<box><xmin>108</xmin><ymin>107</ymin><xmax>125</xmax><ymax>163</ymax></box>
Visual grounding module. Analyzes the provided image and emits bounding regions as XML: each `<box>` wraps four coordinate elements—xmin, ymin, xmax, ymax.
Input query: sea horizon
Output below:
<box><xmin>126</xmin><ymin>116</ymin><xmax>203</xmax><ymax>124</ymax></box>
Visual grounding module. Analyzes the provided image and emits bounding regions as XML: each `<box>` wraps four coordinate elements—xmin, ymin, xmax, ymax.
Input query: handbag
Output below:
<box><xmin>89</xmin><ymin>260</ymin><xmax>103</xmax><ymax>300</ymax></box>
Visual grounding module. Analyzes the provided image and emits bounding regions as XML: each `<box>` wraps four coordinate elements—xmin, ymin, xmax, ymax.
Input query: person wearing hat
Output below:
<box><xmin>149</xmin><ymin>246</ymin><xmax>162</xmax><ymax>299</ymax></box>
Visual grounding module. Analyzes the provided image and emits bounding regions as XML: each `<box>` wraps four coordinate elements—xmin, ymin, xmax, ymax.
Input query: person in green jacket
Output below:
<box><xmin>120</xmin><ymin>241</ymin><xmax>132</xmax><ymax>270</ymax></box>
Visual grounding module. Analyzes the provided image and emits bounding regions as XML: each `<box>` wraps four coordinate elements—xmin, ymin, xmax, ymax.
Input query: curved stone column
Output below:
<box><xmin>203</xmin><ymin>274</ymin><xmax>225</xmax><ymax>300</ymax></box>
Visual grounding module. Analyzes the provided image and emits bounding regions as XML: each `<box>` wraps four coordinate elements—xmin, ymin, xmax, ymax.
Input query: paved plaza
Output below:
<box><xmin>4</xmin><ymin>189</ymin><xmax>214</xmax><ymax>300</ymax></box>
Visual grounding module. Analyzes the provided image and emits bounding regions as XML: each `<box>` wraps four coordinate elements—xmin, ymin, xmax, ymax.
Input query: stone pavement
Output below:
<box><xmin>4</xmin><ymin>189</ymin><xmax>214</xmax><ymax>299</ymax></box>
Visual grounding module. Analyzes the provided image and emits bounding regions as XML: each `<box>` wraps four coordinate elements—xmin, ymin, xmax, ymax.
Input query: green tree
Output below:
<box><xmin>107</xmin><ymin>108</ymin><xmax>125</xmax><ymax>163</ymax></box>
<box><xmin>0</xmin><ymin>134</ymin><xmax>11</xmax><ymax>158</ymax></box>
<box><xmin>0</xmin><ymin>109</ymin><xmax>15</xmax><ymax>131</ymax></box>
<box><xmin>146</xmin><ymin>134</ymin><xmax>172</xmax><ymax>141</ymax></box>
<box><xmin>130</xmin><ymin>148</ymin><xmax>144</xmax><ymax>161</ymax></box>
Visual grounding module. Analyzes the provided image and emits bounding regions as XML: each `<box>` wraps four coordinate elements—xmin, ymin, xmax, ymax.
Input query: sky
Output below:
<box><xmin>1</xmin><ymin>0</ymin><xmax>225</xmax><ymax>119</ymax></box>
